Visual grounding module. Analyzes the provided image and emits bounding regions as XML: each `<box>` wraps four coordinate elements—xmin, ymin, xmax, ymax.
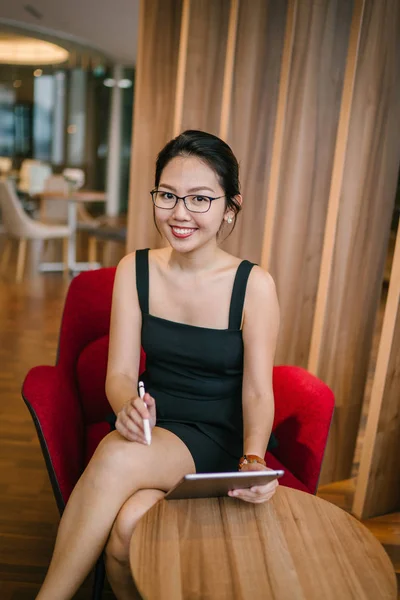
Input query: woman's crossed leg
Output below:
<box><xmin>37</xmin><ymin>426</ymin><xmax>195</xmax><ymax>600</ymax></box>
<box><xmin>105</xmin><ymin>488</ymin><xmax>165</xmax><ymax>599</ymax></box>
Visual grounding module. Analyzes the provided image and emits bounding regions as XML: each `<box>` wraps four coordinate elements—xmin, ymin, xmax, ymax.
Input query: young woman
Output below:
<box><xmin>37</xmin><ymin>130</ymin><xmax>280</xmax><ymax>599</ymax></box>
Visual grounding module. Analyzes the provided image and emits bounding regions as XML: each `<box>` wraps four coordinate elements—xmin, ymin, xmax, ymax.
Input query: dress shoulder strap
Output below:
<box><xmin>135</xmin><ymin>248</ymin><xmax>150</xmax><ymax>314</ymax></box>
<box><xmin>228</xmin><ymin>260</ymin><xmax>256</xmax><ymax>330</ymax></box>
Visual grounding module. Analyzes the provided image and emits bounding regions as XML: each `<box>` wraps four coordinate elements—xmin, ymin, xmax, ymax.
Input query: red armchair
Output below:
<box><xmin>21</xmin><ymin>267</ymin><xmax>334</xmax><ymax>597</ymax></box>
<box><xmin>22</xmin><ymin>267</ymin><xmax>334</xmax><ymax>512</ymax></box>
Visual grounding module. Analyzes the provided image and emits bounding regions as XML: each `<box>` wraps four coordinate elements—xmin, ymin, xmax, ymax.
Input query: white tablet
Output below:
<box><xmin>164</xmin><ymin>470</ymin><xmax>284</xmax><ymax>500</ymax></box>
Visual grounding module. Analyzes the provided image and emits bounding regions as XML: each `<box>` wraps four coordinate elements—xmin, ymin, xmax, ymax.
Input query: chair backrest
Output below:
<box><xmin>18</xmin><ymin>159</ymin><xmax>42</xmax><ymax>193</ymax></box>
<box><xmin>56</xmin><ymin>268</ymin><xmax>139</xmax><ymax>424</ymax></box>
<box><xmin>41</xmin><ymin>175</ymin><xmax>69</xmax><ymax>221</ymax></box>
<box><xmin>28</xmin><ymin>164</ymin><xmax>53</xmax><ymax>195</ymax></box>
<box><xmin>0</xmin><ymin>180</ymin><xmax>35</xmax><ymax>237</ymax></box>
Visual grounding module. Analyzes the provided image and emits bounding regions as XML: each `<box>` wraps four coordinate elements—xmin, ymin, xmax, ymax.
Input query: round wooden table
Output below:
<box><xmin>129</xmin><ymin>486</ymin><xmax>397</xmax><ymax>599</ymax></box>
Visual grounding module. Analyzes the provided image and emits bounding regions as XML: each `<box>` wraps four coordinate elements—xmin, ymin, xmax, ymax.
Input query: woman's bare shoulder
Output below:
<box><xmin>247</xmin><ymin>264</ymin><xmax>276</xmax><ymax>297</ymax></box>
<box><xmin>244</xmin><ymin>265</ymin><xmax>278</xmax><ymax>320</ymax></box>
<box><xmin>115</xmin><ymin>251</ymin><xmax>136</xmax><ymax>276</ymax></box>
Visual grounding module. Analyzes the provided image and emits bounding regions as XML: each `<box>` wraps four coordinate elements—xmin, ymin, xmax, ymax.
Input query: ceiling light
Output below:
<box><xmin>103</xmin><ymin>78</ymin><xmax>115</xmax><ymax>87</ymax></box>
<box><xmin>118</xmin><ymin>79</ymin><xmax>132</xmax><ymax>89</ymax></box>
<box><xmin>0</xmin><ymin>34</ymin><xmax>69</xmax><ymax>65</ymax></box>
<box><xmin>33</xmin><ymin>68</ymin><xmax>43</xmax><ymax>77</ymax></box>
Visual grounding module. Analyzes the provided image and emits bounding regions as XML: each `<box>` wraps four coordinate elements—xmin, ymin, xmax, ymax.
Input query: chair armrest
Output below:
<box><xmin>21</xmin><ymin>365</ymin><xmax>85</xmax><ymax>512</ymax></box>
<box><xmin>271</xmin><ymin>366</ymin><xmax>335</xmax><ymax>493</ymax></box>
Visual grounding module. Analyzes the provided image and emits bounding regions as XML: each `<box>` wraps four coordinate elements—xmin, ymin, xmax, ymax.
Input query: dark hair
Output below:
<box><xmin>154</xmin><ymin>130</ymin><xmax>242</xmax><ymax>237</ymax></box>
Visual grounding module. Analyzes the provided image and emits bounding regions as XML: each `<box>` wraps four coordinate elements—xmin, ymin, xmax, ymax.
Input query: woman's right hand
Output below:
<box><xmin>115</xmin><ymin>392</ymin><xmax>156</xmax><ymax>443</ymax></box>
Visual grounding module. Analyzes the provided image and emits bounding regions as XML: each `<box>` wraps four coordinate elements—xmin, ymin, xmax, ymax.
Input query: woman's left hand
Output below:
<box><xmin>227</xmin><ymin>462</ymin><xmax>279</xmax><ymax>504</ymax></box>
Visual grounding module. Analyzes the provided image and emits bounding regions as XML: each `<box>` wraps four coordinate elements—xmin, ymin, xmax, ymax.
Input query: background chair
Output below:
<box><xmin>21</xmin><ymin>267</ymin><xmax>335</xmax><ymax>597</ymax></box>
<box><xmin>61</xmin><ymin>168</ymin><xmax>105</xmax><ymax>228</ymax></box>
<box><xmin>19</xmin><ymin>160</ymin><xmax>52</xmax><ymax>196</ymax></box>
<box><xmin>87</xmin><ymin>223</ymin><xmax>127</xmax><ymax>266</ymax></box>
<box><xmin>40</xmin><ymin>175</ymin><xmax>69</xmax><ymax>223</ymax></box>
<box><xmin>39</xmin><ymin>171</ymin><xmax>107</xmax><ymax>230</ymax></box>
<box><xmin>0</xmin><ymin>181</ymin><xmax>70</xmax><ymax>282</ymax></box>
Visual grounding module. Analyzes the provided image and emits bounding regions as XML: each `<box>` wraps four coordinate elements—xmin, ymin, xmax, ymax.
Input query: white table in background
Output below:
<box><xmin>36</xmin><ymin>190</ymin><xmax>106</xmax><ymax>273</ymax></box>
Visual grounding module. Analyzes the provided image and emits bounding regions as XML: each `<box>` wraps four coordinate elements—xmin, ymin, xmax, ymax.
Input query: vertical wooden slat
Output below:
<box><xmin>267</xmin><ymin>0</ymin><xmax>354</xmax><ymax>367</ymax></box>
<box><xmin>308</xmin><ymin>0</ymin><xmax>365</xmax><ymax>374</ymax></box>
<box><xmin>219</xmin><ymin>0</ymin><xmax>240</xmax><ymax>141</ymax></box>
<box><xmin>259</xmin><ymin>0</ymin><xmax>297</xmax><ymax>271</ymax></box>
<box><xmin>126</xmin><ymin>0</ymin><xmax>146</xmax><ymax>253</ymax></box>
<box><xmin>352</xmin><ymin>223</ymin><xmax>400</xmax><ymax>519</ymax></box>
<box><xmin>173</xmin><ymin>0</ymin><xmax>191</xmax><ymax>137</ymax></box>
<box><xmin>180</xmin><ymin>0</ymin><xmax>231</xmax><ymax>135</ymax></box>
<box><xmin>126</xmin><ymin>0</ymin><xmax>183</xmax><ymax>252</ymax></box>
<box><xmin>223</xmin><ymin>0</ymin><xmax>287</xmax><ymax>263</ymax></box>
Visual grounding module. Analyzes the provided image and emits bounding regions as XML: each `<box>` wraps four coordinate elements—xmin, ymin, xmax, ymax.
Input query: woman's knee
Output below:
<box><xmin>105</xmin><ymin>489</ymin><xmax>165</xmax><ymax>564</ymax></box>
<box><xmin>84</xmin><ymin>431</ymin><xmax>137</xmax><ymax>485</ymax></box>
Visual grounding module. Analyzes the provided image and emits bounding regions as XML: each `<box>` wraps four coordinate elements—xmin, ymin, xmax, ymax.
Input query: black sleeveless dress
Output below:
<box><xmin>109</xmin><ymin>248</ymin><xmax>275</xmax><ymax>473</ymax></box>
<box><xmin>138</xmin><ymin>247</ymin><xmax>257</xmax><ymax>473</ymax></box>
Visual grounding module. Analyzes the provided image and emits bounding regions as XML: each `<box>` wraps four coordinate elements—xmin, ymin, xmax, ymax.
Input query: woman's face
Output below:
<box><xmin>154</xmin><ymin>156</ymin><xmax>233</xmax><ymax>253</ymax></box>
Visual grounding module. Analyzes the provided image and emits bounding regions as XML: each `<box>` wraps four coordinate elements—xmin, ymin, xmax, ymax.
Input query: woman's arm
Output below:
<box><xmin>241</xmin><ymin>266</ymin><xmax>280</xmax><ymax>459</ymax></box>
<box><xmin>105</xmin><ymin>252</ymin><xmax>143</xmax><ymax>415</ymax></box>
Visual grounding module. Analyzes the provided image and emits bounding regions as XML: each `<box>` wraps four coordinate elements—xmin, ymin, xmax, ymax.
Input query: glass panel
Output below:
<box><xmin>52</xmin><ymin>70</ymin><xmax>66</xmax><ymax>165</ymax></box>
<box><xmin>33</xmin><ymin>74</ymin><xmax>55</xmax><ymax>160</ymax></box>
<box><xmin>67</xmin><ymin>68</ymin><xmax>87</xmax><ymax>166</ymax></box>
<box><xmin>0</xmin><ymin>84</ymin><xmax>15</xmax><ymax>156</ymax></box>
<box><xmin>119</xmin><ymin>66</ymin><xmax>134</xmax><ymax>213</ymax></box>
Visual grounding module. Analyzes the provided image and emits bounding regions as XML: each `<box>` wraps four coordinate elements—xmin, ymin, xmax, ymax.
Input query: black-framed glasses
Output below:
<box><xmin>150</xmin><ymin>189</ymin><xmax>225</xmax><ymax>213</ymax></box>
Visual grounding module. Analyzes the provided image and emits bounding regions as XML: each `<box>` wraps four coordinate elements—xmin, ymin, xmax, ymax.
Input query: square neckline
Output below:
<box><xmin>144</xmin><ymin>311</ymin><xmax>241</xmax><ymax>333</ymax></box>
<box><xmin>136</xmin><ymin>249</ymin><xmax>255</xmax><ymax>332</ymax></box>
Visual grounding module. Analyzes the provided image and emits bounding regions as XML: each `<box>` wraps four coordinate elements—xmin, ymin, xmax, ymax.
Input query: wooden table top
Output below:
<box><xmin>129</xmin><ymin>486</ymin><xmax>397</xmax><ymax>600</ymax></box>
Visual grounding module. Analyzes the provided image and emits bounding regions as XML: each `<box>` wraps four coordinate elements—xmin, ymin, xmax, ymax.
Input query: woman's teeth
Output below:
<box><xmin>173</xmin><ymin>227</ymin><xmax>195</xmax><ymax>234</ymax></box>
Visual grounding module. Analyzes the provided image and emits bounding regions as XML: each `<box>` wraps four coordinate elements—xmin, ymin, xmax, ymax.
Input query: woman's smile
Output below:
<box><xmin>170</xmin><ymin>225</ymin><xmax>198</xmax><ymax>238</ymax></box>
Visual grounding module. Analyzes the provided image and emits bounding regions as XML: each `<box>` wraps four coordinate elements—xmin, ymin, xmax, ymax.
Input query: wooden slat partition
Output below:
<box><xmin>180</xmin><ymin>0</ymin><xmax>231</xmax><ymax>135</ymax></box>
<box><xmin>308</xmin><ymin>0</ymin><xmax>365</xmax><ymax>375</ymax></box>
<box><xmin>223</xmin><ymin>0</ymin><xmax>287</xmax><ymax>262</ymax></box>
<box><xmin>317</xmin><ymin>0</ymin><xmax>400</xmax><ymax>484</ymax></box>
<box><xmin>268</xmin><ymin>0</ymin><xmax>354</xmax><ymax>367</ymax></box>
<box><xmin>219</xmin><ymin>0</ymin><xmax>239</xmax><ymax>141</ymax></box>
<box><xmin>260</xmin><ymin>0</ymin><xmax>297</xmax><ymax>271</ymax></box>
<box><xmin>173</xmin><ymin>0</ymin><xmax>191</xmax><ymax>137</ymax></box>
<box><xmin>352</xmin><ymin>223</ymin><xmax>400</xmax><ymax>519</ymax></box>
<box><xmin>127</xmin><ymin>0</ymin><xmax>183</xmax><ymax>252</ymax></box>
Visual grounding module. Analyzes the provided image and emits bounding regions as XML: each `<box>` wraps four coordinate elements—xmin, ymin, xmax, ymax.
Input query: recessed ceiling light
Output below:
<box><xmin>0</xmin><ymin>34</ymin><xmax>69</xmax><ymax>65</ymax></box>
<box><xmin>103</xmin><ymin>78</ymin><xmax>115</xmax><ymax>87</ymax></box>
<box><xmin>33</xmin><ymin>68</ymin><xmax>43</xmax><ymax>77</ymax></box>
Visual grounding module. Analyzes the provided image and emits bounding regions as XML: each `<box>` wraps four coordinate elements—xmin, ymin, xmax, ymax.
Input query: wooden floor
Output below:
<box><xmin>0</xmin><ymin>234</ymin><xmax>398</xmax><ymax>599</ymax></box>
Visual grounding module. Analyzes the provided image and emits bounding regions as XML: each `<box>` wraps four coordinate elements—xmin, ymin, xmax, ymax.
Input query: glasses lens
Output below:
<box><xmin>186</xmin><ymin>195</ymin><xmax>211</xmax><ymax>213</ymax></box>
<box><xmin>153</xmin><ymin>191</ymin><xmax>176</xmax><ymax>208</ymax></box>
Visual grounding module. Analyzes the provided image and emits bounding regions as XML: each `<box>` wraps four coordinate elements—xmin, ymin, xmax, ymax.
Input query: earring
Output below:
<box><xmin>227</xmin><ymin>216</ymin><xmax>233</xmax><ymax>224</ymax></box>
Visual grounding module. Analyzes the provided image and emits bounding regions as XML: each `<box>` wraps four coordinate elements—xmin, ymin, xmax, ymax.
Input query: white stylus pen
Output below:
<box><xmin>138</xmin><ymin>381</ymin><xmax>152</xmax><ymax>445</ymax></box>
